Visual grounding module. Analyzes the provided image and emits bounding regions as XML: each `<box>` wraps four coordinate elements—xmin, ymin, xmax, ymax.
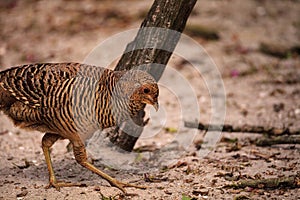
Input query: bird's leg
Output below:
<box><xmin>42</xmin><ymin>133</ymin><xmax>82</xmax><ymax>190</ymax></box>
<box><xmin>72</xmin><ymin>140</ymin><xmax>146</xmax><ymax>193</ymax></box>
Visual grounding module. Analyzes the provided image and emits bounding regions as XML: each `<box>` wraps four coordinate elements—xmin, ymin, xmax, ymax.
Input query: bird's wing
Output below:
<box><xmin>0</xmin><ymin>63</ymin><xmax>87</xmax><ymax>108</ymax></box>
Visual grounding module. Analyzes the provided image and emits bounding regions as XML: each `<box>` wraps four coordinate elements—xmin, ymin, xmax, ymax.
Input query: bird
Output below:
<box><xmin>0</xmin><ymin>62</ymin><xmax>159</xmax><ymax>193</ymax></box>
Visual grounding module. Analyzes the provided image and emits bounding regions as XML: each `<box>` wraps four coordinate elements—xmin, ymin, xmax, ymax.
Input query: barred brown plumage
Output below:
<box><xmin>0</xmin><ymin>62</ymin><xmax>159</xmax><ymax>193</ymax></box>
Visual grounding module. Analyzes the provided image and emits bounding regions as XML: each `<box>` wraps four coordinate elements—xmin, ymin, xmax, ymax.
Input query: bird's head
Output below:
<box><xmin>130</xmin><ymin>81</ymin><xmax>159</xmax><ymax>111</ymax></box>
<box><xmin>113</xmin><ymin>70</ymin><xmax>159</xmax><ymax>112</ymax></box>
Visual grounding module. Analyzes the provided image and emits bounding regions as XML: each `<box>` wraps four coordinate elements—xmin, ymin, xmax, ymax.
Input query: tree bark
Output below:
<box><xmin>109</xmin><ymin>0</ymin><xmax>197</xmax><ymax>151</ymax></box>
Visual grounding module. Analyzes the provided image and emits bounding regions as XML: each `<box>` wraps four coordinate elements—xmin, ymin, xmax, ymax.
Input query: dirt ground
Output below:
<box><xmin>0</xmin><ymin>0</ymin><xmax>300</xmax><ymax>199</ymax></box>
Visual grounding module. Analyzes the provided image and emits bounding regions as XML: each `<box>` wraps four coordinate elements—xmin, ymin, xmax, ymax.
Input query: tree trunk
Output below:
<box><xmin>108</xmin><ymin>0</ymin><xmax>197</xmax><ymax>151</ymax></box>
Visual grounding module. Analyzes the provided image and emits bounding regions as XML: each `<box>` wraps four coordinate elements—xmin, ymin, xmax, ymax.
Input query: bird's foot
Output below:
<box><xmin>110</xmin><ymin>179</ymin><xmax>147</xmax><ymax>193</ymax></box>
<box><xmin>45</xmin><ymin>180</ymin><xmax>86</xmax><ymax>191</ymax></box>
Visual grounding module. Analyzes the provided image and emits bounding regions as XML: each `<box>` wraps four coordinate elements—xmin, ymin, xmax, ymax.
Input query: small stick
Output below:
<box><xmin>224</xmin><ymin>175</ymin><xmax>300</xmax><ymax>189</ymax></box>
<box><xmin>256</xmin><ymin>135</ymin><xmax>300</xmax><ymax>146</ymax></box>
<box><xmin>184</xmin><ymin>121</ymin><xmax>299</xmax><ymax>135</ymax></box>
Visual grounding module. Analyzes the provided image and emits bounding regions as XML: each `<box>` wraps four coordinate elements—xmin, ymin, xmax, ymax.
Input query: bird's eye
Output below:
<box><xmin>143</xmin><ymin>88</ymin><xmax>150</xmax><ymax>94</ymax></box>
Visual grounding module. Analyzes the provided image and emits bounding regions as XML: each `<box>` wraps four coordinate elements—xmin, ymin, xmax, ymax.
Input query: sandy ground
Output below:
<box><xmin>0</xmin><ymin>0</ymin><xmax>300</xmax><ymax>199</ymax></box>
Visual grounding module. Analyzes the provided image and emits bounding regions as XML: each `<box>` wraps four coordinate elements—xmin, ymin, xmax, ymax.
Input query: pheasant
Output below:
<box><xmin>0</xmin><ymin>62</ymin><xmax>159</xmax><ymax>193</ymax></box>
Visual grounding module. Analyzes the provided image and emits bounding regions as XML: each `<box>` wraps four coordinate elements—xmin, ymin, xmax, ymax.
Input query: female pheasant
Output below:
<box><xmin>0</xmin><ymin>62</ymin><xmax>159</xmax><ymax>193</ymax></box>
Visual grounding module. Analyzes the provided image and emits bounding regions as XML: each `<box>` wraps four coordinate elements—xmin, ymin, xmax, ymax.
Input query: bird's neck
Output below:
<box><xmin>109</xmin><ymin>75</ymin><xmax>145</xmax><ymax>126</ymax></box>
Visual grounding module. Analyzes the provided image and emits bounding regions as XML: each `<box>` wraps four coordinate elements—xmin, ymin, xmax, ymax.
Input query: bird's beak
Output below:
<box><xmin>153</xmin><ymin>101</ymin><xmax>159</xmax><ymax>111</ymax></box>
<box><xmin>143</xmin><ymin>97</ymin><xmax>159</xmax><ymax>111</ymax></box>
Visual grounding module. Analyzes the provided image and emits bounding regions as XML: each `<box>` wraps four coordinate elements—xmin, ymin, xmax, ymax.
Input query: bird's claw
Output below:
<box><xmin>111</xmin><ymin>179</ymin><xmax>147</xmax><ymax>193</ymax></box>
<box><xmin>45</xmin><ymin>180</ymin><xmax>86</xmax><ymax>191</ymax></box>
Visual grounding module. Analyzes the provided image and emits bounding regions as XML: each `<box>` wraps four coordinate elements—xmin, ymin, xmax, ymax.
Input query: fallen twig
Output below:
<box><xmin>259</xmin><ymin>42</ymin><xmax>300</xmax><ymax>58</ymax></box>
<box><xmin>256</xmin><ymin>135</ymin><xmax>300</xmax><ymax>146</ymax></box>
<box><xmin>184</xmin><ymin>121</ymin><xmax>300</xmax><ymax>135</ymax></box>
<box><xmin>225</xmin><ymin>175</ymin><xmax>300</xmax><ymax>189</ymax></box>
<box><xmin>185</xmin><ymin>24</ymin><xmax>220</xmax><ymax>40</ymax></box>
<box><xmin>0</xmin><ymin>130</ymin><xmax>9</xmax><ymax>136</ymax></box>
